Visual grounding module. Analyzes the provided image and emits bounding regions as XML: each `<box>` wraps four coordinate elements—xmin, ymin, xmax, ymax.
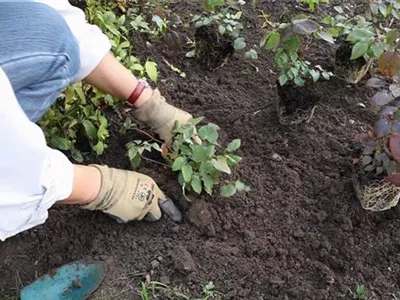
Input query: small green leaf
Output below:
<box><xmin>379</xmin><ymin>3</ymin><xmax>387</xmax><ymax>16</ymax></box>
<box><xmin>71</xmin><ymin>148</ymin><xmax>84</xmax><ymax>163</ymax></box>
<box><xmin>220</xmin><ymin>184</ymin><xmax>236</xmax><ymax>197</ymax></box>
<box><xmin>202</xmin><ymin>175</ymin><xmax>214</xmax><ymax>195</ymax></box>
<box><xmin>235</xmin><ymin>180</ymin><xmax>250</xmax><ymax>192</ymax></box>
<box><xmin>309</xmin><ymin>69</ymin><xmax>320</xmax><ymax>82</ymax></box>
<box><xmin>326</xmin><ymin>28</ymin><xmax>339</xmax><ymax>37</ymax></box>
<box><xmin>285</xmin><ymin>35</ymin><xmax>301</xmax><ymax>52</ymax></box>
<box><xmin>371</xmin><ymin>44</ymin><xmax>384</xmax><ymax>58</ymax></box>
<box><xmin>199</xmin><ymin>161</ymin><xmax>215</xmax><ymax>174</ymax></box>
<box><xmin>191</xmin><ymin>174</ymin><xmax>202</xmax><ymax>194</ymax></box>
<box><xmin>294</xmin><ymin>77</ymin><xmax>305</xmax><ymax>86</ymax></box>
<box><xmin>172</xmin><ymin>157</ymin><xmax>187</xmax><ymax>171</ymax></box>
<box><xmin>189</xmin><ymin>117</ymin><xmax>205</xmax><ymax>126</ymax></box>
<box><xmin>265</xmin><ymin>31</ymin><xmax>281</xmax><ymax>51</ymax></box>
<box><xmin>50</xmin><ymin>136</ymin><xmax>72</xmax><ymax>151</ymax></box>
<box><xmin>351</xmin><ymin>41</ymin><xmax>369</xmax><ymax>60</ymax></box>
<box><xmin>130</xmin><ymin>152</ymin><xmax>142</xmax><ymax>168</ymax></box>
<box><xmin>322</xmin><ymin>16</ymin><xmax>333</xmax><ymax>25</ymax></box>
<box><xmin>93</xmin><ymin>141</ymin><xmax>105</xmax><ymax>155</ymax></box>
<box><xmin>279</xmin><ymin>73</ymin><xmax>289</xmax><ymax>86</ymax></box>
<box><xmin>226</xmin><ymin>154</ymin><xmax>242</xmax><ymax>166</ymax></box>
<box><xmin>198</xmin><ymin>124</ymin><xmax>219</xmax><ymax>144</ymax></box>
<box><xmin>81</xmin><ymin>120</ymin><xmax>97</xmax><ymax>141</ymax></box>
<box><xmin>145</xmin><ymin>60</ymin><xmax>158</xmax><ymax>82</ymax></box>
<box><xmin>213</xmin><ymin>156</ymin><xmax>231</xmax><ymax>174</ymax></box>
<box><xmin>244</xmin><ymin>49</ymin><xmax>258</xmax><ymax>59</ymax></box>
<box><xmin>192</xmin><ymin>145</ymin><xmax>215</xmax><ymax>162</ymax></box>
<box><xmin>317</xmin><ymin>31</ymin><xmax>335</xmax><ymax>44</ymax></box>
<box><xmin>346</xmin><ymin>28</ymin><xmax>374</xmax><ymax>43</ymax></box>
<box><xmin>181</xmin><ymin>165</ymin><xmax>193</xmax><ymax>182</ymax></box>
<box><xmin>234</xmin><ymin>37</ymin><xmax>246</xmax><ymax>50</ymax></box>
<box><xmin>226</xmin><ymin>139</ymin><xmax>241</xmax><ymax>152</ymax></box>
<box><xmin>386</xmin><ymin>29</ymin><xmax>398</xmax><ymax>45</ymax></box>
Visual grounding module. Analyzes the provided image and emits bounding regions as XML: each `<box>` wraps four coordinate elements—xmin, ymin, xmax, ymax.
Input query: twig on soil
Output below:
<box><xmin>306</xmin><ymin>105</ymin><xmax>318</xmax><ymax>124</ymax></box>
<box><xmin>131</xmin><ymin>126</ymin><xmax>164</xmax><ymax>144</ymax></box>
<box><xmin>141</xmin><ymin>155</ymin><xmax>170</xmax><ymax>168</ymax></box>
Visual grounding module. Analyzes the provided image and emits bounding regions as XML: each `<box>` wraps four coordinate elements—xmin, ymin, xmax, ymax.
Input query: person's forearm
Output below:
<box><xmin>84</xmin><ymin>52</ymin><xmax>152</xmax><ymax>108</ymax></box>
<box><xmin>57</xmin><ymin>165</ymin><xmax>101</xmax><ymax>205</ymax></box>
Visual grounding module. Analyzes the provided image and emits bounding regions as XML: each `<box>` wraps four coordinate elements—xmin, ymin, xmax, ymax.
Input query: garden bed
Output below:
<box><xmin>2</xmin><ymin>0</ymin><xmax>400</xmax><ymax>299</ymax></box>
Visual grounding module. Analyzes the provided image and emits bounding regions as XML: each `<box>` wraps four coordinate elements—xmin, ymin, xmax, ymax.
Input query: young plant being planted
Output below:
<box><xmin>261</xmin><ymin>16</ymin><xmax>334</xmax><ymax>125</ymax></box>
<box><xmin>126</xmin><ymin>117</ymin><xmax>249</xmax><ymax>201</ymax></box>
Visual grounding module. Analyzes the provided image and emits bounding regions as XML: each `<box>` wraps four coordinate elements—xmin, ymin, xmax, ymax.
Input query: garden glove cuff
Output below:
<box><xmin>133</xmin><ymin>89</ymin><xmax>193</xmax><ymax>143</ymax></box>
<box><xmin>82</xmin><ymin>165</ymin><xmax>182</xmax><ymax>223</ymax></box>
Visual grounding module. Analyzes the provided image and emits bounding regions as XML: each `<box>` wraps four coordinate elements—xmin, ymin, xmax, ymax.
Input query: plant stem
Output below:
<box><xmin>141</xmin><ymin>155</ymin><xmax>170</xmax><ymax>168</ymax></box>
<box><xmin>132</xmin><ymin>126</ymin><xmax>164</xmax><ymax>144</ymax></box>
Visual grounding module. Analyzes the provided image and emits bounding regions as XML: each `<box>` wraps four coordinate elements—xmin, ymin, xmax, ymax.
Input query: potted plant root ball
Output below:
<box><xmin>261</xmin><ymin>17</ymin><xmax>334</xmax><ymax>125</ymax></box>
<box><xmin>353</xmin><ymin>80</ymin><xmax>400</xmax><ymax>211</ymax></box>
<box><xmin>189</xmin><ymin>0</ymin><xmax>247</xmax><ymax>70</ymax></box>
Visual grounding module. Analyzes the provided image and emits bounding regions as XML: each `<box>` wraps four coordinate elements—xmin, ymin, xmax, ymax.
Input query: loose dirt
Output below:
<box><xmin>2</xmin><ymin>1</ymin><xmax>400</xmax><ymax>299</ymax></box>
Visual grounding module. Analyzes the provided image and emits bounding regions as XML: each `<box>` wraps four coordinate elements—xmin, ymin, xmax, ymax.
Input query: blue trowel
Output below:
<box><xmin>20</xmin><ymin>261</ymin><xmax>105</xmax><ymax>300</ymax></box>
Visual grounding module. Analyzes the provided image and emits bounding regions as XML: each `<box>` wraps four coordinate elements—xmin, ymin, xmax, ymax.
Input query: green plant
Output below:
<box><xmin>41</xmin><ymin>1</ymin><xmax>159</xmax><ymax>159</ymax></box>
<box><xmin>323</xmin><ymin>13</ymin><xmax>398</xmax><ymax>61</ymax></box>
<box><xmin>349</xmin><ymin>284</ymin><xmax>369</xmax><ymax>300</ymax></box>
<box><xmin>127</xmin><ymin>140</ymin><xmax>162</xmax><ymax>168</ymax></box>
<box><xmin>261</xmin><ymin>16</ymin><xmax>334</xmax><ymax>86</ymax></box>
<box><xmin>201</xmin><ymin>0</ymin><xmax>226</xmax><ymax>12</ymax></box>
<box><xmin>140</xmin><ymin>281</ymin><xmax>223</xmax><ymax>300</ymax></box>
<box><xmin>367</xmin><ymin>0</ymin><xmax>400</xmax><ymax>22</ymax></box>
<box><xmin>126</xmin><ymin>117</ymin><xmax>249</xmax><ymax>200</ymax></box>
<box><xmin>297</xmin><ymin>0</ymin><xmax>329</xmax><ymax>12</ymax></box>
<box><xmin>191</xmin><ymin>0</ymin><xmax>247</xmax><ymax>51</ymax></box>
<box><xmin>39</xmin><ymin>84</ymin><xmax>109</xmax><ymax>162</ymax></box>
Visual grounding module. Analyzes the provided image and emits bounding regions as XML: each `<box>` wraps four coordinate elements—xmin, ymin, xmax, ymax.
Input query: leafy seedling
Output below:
<box><xmin>261</xmin><ymin>16</ymin><xmax>334</xmax><ymax>86</ymax></box>
<box><xmin>126</xmin><ymin>117</ymin><xmax>249</xmax><ymax>200</ymax></box>
<box><xmin>165</xmin><ymin>118</ymin><xmax>249</xmax><ymax>200</ymax></box>
<box><xmin>296</xmin><ymin>0</ymin><xmax>329</xmax><ymax>12</ymax></box>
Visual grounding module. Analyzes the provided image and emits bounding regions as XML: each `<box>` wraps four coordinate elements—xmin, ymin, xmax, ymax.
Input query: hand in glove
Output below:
<box><xmin>83</xmin><ymin>165</ymin><xmax>182</xmax><ymax>223</ymax></box>
<box><xmin>133</xmin><ymin>89</ymin><xmax>201</xmax><ymax>144</ymax></box>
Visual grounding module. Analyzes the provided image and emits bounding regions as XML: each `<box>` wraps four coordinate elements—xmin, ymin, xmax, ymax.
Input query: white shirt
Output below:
<box><xmin>0</xmin><ymin>1</ymin><xmax>111</xmax><ymax>241</ymax></box>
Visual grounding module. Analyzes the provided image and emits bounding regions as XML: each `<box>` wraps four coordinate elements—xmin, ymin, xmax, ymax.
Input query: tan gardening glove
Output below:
<box><xmin>83</xmin><ymin>165</ymin><xmax>182</xmax><ymax>223</ymax></box>
<box><xmin>133</xmin><ymin>89</ymin><xmax>198</xmax><ymax>144</ymax></box>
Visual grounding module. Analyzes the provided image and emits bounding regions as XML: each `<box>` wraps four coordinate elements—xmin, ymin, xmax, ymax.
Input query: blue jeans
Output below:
<box><xmin>0</xmin><ymin>2</ymin><xmax>80</xmax><ymax>122</ymax></box>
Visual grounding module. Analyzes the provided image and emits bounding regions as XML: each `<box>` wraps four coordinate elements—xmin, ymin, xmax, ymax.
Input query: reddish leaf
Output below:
<box><xmin>379</xmin><ymin>51</ymin><xmax>400</xmax><ymax>77</ymax></box>
<box><xmin>386</xmin><ymin>173</ymin><xmax>400</xmax><ymax>186</ymax></box>
<box><xmin>371</xmin><ymin>91</ymin><xmax>394</xmax><ymax>106</ymax></box>
<box><xmin>374</xmin><ymin>118</ymin><xmax>392</xmax><ymax>137</ymax></box>
<box><xmin>390</xmin><ymin>134</ymin><xmax>400</xmax><ymax>162</ymax></box>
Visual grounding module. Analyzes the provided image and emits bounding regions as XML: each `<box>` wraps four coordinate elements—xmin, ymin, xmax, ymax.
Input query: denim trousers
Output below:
<box><xmin>0</xmin><ymin>2</ymin><xmax>80</xmax><ymax>122</ymax></box>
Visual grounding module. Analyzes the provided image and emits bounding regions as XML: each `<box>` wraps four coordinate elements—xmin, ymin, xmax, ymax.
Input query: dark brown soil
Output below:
<box><xmin>194</xmin><ymin>24</ymin><xmax>234</xmax><ymax>70</ymax></box>
<box><xmin>2</xmin><ymin>1</ymin><xmax>400</xmax><ymax>300</ymax></box>
<box><xmin>277</xmin><ymin>81</ymin><xmax>319</xmax><ymax>119</ymax></box>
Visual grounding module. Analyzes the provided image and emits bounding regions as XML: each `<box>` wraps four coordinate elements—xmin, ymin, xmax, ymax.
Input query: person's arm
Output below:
<box><xmin>37</xmin><ymin>0</ymin><xmax>198</xmax><ymax>143</ymax></box>
<box><xmin>0</xmin><ymin>68</ymin><xmax>180</xmax><ymax>241</ymax></box>
<box><xmin>0</xmin><ymin>67</ymin><xmax>75</xmax><ymax>241</ymax></box>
